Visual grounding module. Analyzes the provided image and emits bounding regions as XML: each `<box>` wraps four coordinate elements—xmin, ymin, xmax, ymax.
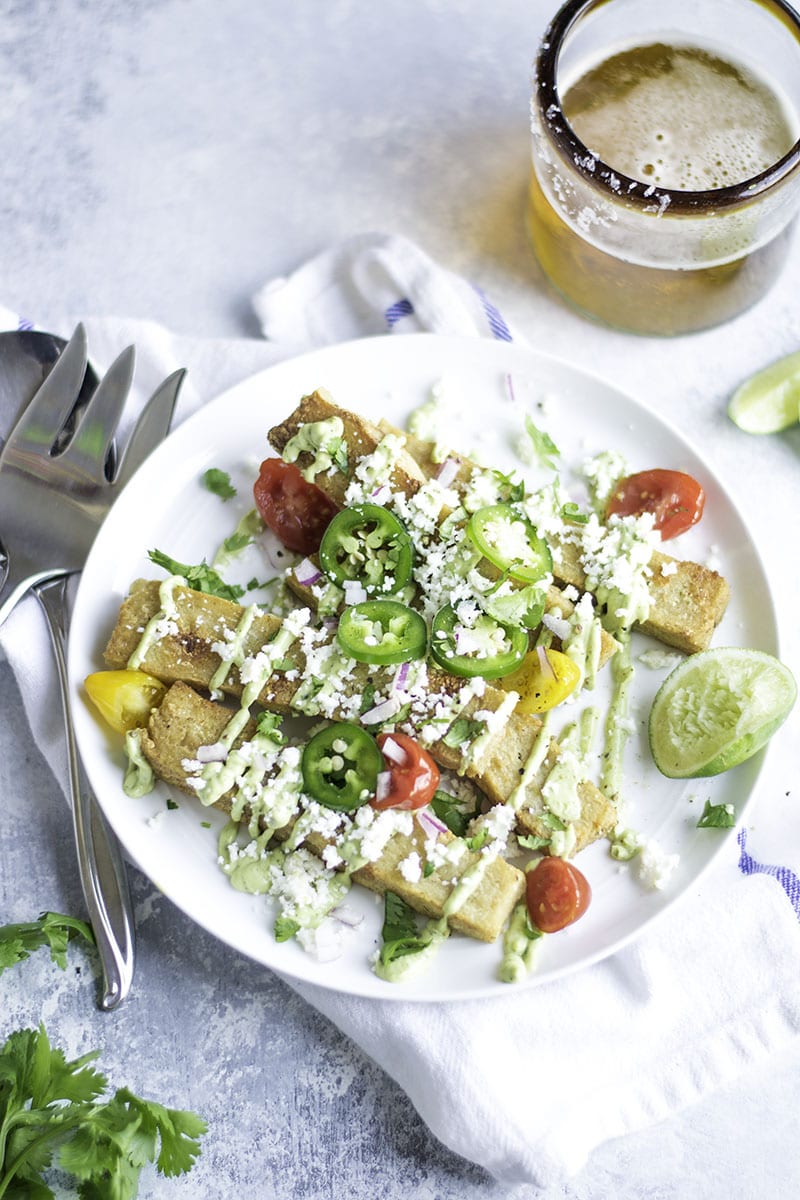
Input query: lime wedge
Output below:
<box><xmin>648</xmin><ymin>647</ymin><xmax>796</xmax><ymax>778</ymax></box>
<box><xmin>728</xmin><ymin>351</ymin><xmax>800</xmax><ymax>434</ymax></box>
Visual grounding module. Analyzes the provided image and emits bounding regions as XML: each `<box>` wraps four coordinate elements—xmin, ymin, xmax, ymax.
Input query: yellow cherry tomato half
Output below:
<box><xmin>501</xmin><ymin>647</ymin><xmax>581</xmax><ymax>714</ymax></box>
<box><xmin>84</xmin><ymin>669</ymin><xmax>166</xmax><ymax>734</ymax></box>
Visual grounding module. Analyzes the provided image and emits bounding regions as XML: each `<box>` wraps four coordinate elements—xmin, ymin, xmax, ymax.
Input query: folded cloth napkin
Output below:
<box><xmin>2</xmin><ymin>234</ymin><xmax>800</xmax><ymax>1189</ymax></box>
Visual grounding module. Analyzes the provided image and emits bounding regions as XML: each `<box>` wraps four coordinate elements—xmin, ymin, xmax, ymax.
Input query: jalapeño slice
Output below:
<box><xmin>466</xmin><ymin>504</ymin><xmax>552</xmax><ymax>584</ymax></box>
<box><xmin>337</xmin><ymin>600</ymin><xmax>427</xmax><ymax>665</ymax></box>
<box><xmin>301</xmin><ymin>722</ymin><xmax>383</xmax><ymax>811</ymax></box>
<box><xmin>319</xmin><ymin>503</ymin><xmax>413</xmax><ymax>595</ymax></box>
<box><xmin>430</xmin><ymin>604</ymin><xmax>528</xmax><ymax>680</ymax></box>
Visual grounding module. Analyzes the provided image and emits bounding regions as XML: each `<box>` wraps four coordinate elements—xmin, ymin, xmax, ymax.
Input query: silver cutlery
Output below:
<box><xmin>0</xmin><ymin>325</ymin><xmax>184</xmax><ymax>1008</ymax></box>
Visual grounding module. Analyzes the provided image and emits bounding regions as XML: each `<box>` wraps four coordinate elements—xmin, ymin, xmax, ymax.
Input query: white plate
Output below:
<box><xmin>68</xmin><ymin>333</ymin><xmax>776</xmax><ymax>1001</ymax></box>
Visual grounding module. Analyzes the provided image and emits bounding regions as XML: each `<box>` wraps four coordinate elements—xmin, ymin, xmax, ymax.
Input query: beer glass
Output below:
<box><xmin>529</xmin><ymin>0</ymin><xmax>800</xmax><ymax>335</ymax></box>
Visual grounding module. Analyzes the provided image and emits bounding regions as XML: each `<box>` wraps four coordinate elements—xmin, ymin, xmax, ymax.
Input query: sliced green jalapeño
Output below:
<box><xmin>301</xmin><ymin>722</ymin><xmax>383</xmax><ymax>811</ymax></box>
<box><xmin>319</xmin><ymin>503</ymin><xmax>413</xmax><ymax>595</ymax></box>
<box><xmin>429</xmin><ymin>604</ymin><xmax>528</xmax><ymax>680</ymax></box>
<box><xmin>466</xmin><ymin>504</ymin><xmax>552</xmax><ymax>584</ymax></box>
<box><xmin>337</xmin><ymin>600</ymin><xmax>427</xmax><ymax>665</ymax></box>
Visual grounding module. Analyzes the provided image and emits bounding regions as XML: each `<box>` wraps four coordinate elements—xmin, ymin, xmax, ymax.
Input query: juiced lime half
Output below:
<box><xmin>728</xmin><ymin>351</ymin><xmax>800</xmax><ymax>434</ymax></box>
<box><xmin>649</xmin><ymin>647</ymin><xmax>797</xmax><ymax>778</ymax></box>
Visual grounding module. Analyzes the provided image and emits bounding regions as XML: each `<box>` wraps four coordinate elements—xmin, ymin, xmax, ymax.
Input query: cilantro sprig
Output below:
<box><xmin>0</xmin><ymin>912</ymin><xmax>94</xmax><ymax>977</ymax></box>
<box><xmin>379</xmin><ymin>893</ymin><xmax>432</xmax><ymax>969</ymax></box>
<box><xmin>0</xmin><ymin>1025</ymin><xmax>206</xmax><ymax>1197</ymax></box>
<box><xmin>148</xmin><ymin>549</ymin><xmax>245</xmax><ymax>602</ymax></box>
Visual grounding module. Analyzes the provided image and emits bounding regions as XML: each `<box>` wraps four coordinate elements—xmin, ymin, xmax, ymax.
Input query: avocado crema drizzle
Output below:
<box><xmin>118</xmin><ymin>433</ymin><xmax>653</xmax><ymax>983</ymax></box>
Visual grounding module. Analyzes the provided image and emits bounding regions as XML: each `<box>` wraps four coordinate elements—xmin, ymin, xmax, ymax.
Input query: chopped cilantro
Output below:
<box><xmin>697</xmin><ymin>800</ymin><xmax>736</xmax><ymax>829</ymax></box>
<box><xmin>465</xmin><ymin>827</ymin><xmax>489</xmax><ymax>852</ymax></box>
<box><xmin>560</xmin><ymin>501</ymin><xmax>590</xmax><ymax>525</ymax></box>
<box><xmin>379</xmin><ymin>892</ymin><xmax>431</xmax><ymax>967</ymax></box>
<box><xmin>149</xmin><ymin>548</ymin><xmax>245</xmax><ymax>602</ymax></box>
<box><xmin>200</xmin><ymin>821</ymin><xmax>211</xmax><ymax>829</ymax></box>
<box><xmin>524</xmin><ymin>414</ymin><xmax>560</xmax><ymax>469</ymax></box>
<box><xmin>423</xmin><ymin>862</ymin><xmax>436</xmax><ymax>878</ymax></box>
<box><xmin>430</xmin><ymin>791</ymin><xmax>471</xmax><ymax>838</ymax></box>
<box><xmin>202</xmin><ymin>467</ymin><xmax>236</xmax><ymax>499</ymax></box>
<box><xmin>274</xmin><ymin>917</ymin><xmax>301</xmax><ymax>943</ymax></box>
<box><xmin>166</xmin><ymin>797</ymin><xmax>180</xmax><ymax>811</ymax></box>
<box><xmin>517</xmin><ymin>833</ymin><xmax>551</xmax><ymax>852</ymax></box>
<box><xmin>442</xmin><ymin>717</ymin><xmax>483</xmax><ymax>749</ymax></box>
<box><xmin>492</xmin><ymin>467</ymin><xmax>525</xmax><ymax>503</ymax></box>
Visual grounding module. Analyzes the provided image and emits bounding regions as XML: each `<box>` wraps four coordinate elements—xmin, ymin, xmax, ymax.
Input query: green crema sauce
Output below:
<box><xmin>282</xmin><ymin>416</ymin><xmax>346</xmax><ymax>482</ymax></box>
<box><xmin>499</xmin><ymin>901</ymin><xmax>543</xmax><ymax>983</ymax></box>
<box><xmin>600</xmin><ymin>630</ymin><xmax>635</xmax><ymax>803</ymax></box>
<box><xmin>123</xmin><ymin>728</ymin><xmax>155</xmax><ymax>798</ymax></box>
<box><xmin>126</xmin><ymin>575</ymin><xmax>183</xmax><ymax>670</ymax></box>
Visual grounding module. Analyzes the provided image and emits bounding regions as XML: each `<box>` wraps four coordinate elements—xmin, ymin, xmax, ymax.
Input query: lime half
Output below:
<box><xmin>649</xmin><ymin>647</ymin><xmax>796</xmax><ymax>778</ymax></box>
<box><xmin>728</xmin><ymin>351</ymin><xmax>800</xmax><ymax>434</ymax></box>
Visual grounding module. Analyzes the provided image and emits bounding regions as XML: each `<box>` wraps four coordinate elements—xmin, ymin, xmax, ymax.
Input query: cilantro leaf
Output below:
<box><xmin>379</xmin><ymin>893</ymin><xmax>432</xmax><ymax>968</ymax></box>
<box><xmin>697</xmin><ymin>800</ymin><xmax>736</xmax><ymax>829</ymax></box>
<box><xmin>0</xmin><ymin>912</ymin><xmax>94</xmax><ymax>977</ymax></box>
<box><xmin>148</xmin><ymin>548</ymin><xmax>245</xmax><ymax>602</ymax></box>
<box><xmin>442</xmin><ymin>718</ymin><xmax>483</xmax><ymax>749</ymax></box>
<box><xmin>524</xmin><ymin>414</ymin><xmax>560</xmax><ymax>470</ymax></box>
<box><xmin>0</xmin><ymin>1025</ymin><xmax>205</xmax><ymax>1197</ymax></box>
<box><xmin>202</xmin><ymin>467</ymin><xmax>236</xmax><ymax>499</ymax></box>
<box><xmin>430</xmin><ymin>791</ymin><xmax>473</xmax><ymax>838</ymax></box>
<box><xmin>274</xmin><ymin>917</ymin><xmax>300</xmax><ymax>943</ymax></box>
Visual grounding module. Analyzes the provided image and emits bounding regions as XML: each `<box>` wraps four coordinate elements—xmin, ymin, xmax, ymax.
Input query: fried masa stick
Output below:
<box><xmin>269</xmin><ymin>391</ymin><xmax>730</xmax><ymax>654</ymax></box>
<box><xmin>141</xmin><ymin>680</ymin><xmax>526</xmax><ymax>943</ymax></box>
<box><xmin>104</xmin><ymin>581</ymin><xmax>617</xmax><ymax>852</ymax></box>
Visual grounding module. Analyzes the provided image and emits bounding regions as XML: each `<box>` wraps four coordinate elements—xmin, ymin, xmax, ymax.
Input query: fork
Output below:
<box><xmin>0</xmin><ymin>325</ymin><xmax>184</xmax><ymax>1008</ymax></box>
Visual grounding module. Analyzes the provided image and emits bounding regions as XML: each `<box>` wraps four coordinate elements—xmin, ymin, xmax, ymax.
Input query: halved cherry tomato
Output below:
<box><xmin>526</xmin><ymin>857</ymin><xmax>591</xmax><ymax>933</ymax></box>
<box><xmin>372</xmin><ymin>732</ymin><xmax>440</xmax><ymax>811</ymax></box>
<box><xmin>605</xmin><ymin>469</ymin><xmax>705</xmax><ymax>540</ymax></box>
<box><xmin>253</xmin><ymin>457</ymin><xmax>338</xmax><ymax>555</ymax></box>
<box><xmin>84</xmin><ymin>669</ymin><xmax>166</xmax><ymax>734</ymax></box>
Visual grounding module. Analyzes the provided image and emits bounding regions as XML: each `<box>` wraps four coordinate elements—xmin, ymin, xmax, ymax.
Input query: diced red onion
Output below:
<box><xmin>436</xmin><ymin>457</ymin><xmax>460</xmax><ymax>489</ymax></box>
<box><xmin>505</xmin><ymin>372</ymin><xmax>516</xmax><ymax>404</ymax></box>
<box><xmin>536</xmin><ymin>645</ymin><xmax>556</xmax><ymax>680</ymax></box>
<box><xmin>375</xmin><ymin>770</ymin><xmax>393</xmax><ymax>801</ymax></box>
<box><xmin>417</xmin><ymin>808</ymin><xmax>447</xmax><ymax>837</ymax></box>
<box><xmin>370</xmin><ymin>484</ymin><xmax>392</xmax><ymax>505</ymax></box>
<box><xmin>394</xmin><ymin>661</ymin><xmax>410</xmax><ymax>690</ymax></box>
<box><xmin>361</xmin><ymin>696</ymin><xmax>402</xmax><ymax>725</ymax></box>
<box><xmin>196</xmin><ymin>741</ymin><xmax>228</xmax><ymax>763</ymax></box>
<box><xmin>380</xmin><ymin>736</ymin><xmax>407</xmax><ymax>766</ymax></box>
<box><xmin>295</xmin><ymin>557</ymin><xmax>322</xmax><ymax>587</ymax></box>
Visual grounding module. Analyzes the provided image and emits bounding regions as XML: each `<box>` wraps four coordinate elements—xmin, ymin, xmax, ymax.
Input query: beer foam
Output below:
<box><xmin>565</xmin><ymin>44</ymin><xmax>797</xmax><ymax>191</ymax></box>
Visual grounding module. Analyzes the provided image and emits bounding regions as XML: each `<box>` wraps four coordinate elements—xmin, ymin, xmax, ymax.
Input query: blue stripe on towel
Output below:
<box><xmin>472</xmin><ymin>285</ymin><xmax>513</xmax><ymax>342</ymax></box>
<box><xmin>17</xmin><ymin>317</ymin><xmax>34</xmax><ymax>331</ymax></box>
<box><xmin>385</xmin><ymin>298</ymin><xmax>415</xmax><ymax>329</ymax></box>
<box><xmin>738</xmin><ymin>827</ymin><xmax>800</xmax><ymax>919</ymax></box>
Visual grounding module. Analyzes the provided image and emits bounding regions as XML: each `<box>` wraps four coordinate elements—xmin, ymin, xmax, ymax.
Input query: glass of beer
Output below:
<box><xmin>529</xmin><ymin>0</ymin><xmax>800</xmax><ymax>335</ymax></box>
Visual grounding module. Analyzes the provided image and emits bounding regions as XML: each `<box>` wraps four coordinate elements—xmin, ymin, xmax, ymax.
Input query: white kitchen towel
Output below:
<box><xmin>2</xmin><ymin>232</ymin><xmax>800</xmax><ymax>1190</ymax></box>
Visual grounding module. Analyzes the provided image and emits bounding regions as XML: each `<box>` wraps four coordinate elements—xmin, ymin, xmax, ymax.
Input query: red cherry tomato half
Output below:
<box><xmin>253</xmin><ymin>458</ymin><xmax>338</xmax><ymax>555</ymax></box>
<box><xmin>525</xmin><ymin>857</ymin><xmax>591</xmax><ymax>934</ymax></box>
<box><xmin>372</xmin><ymin>732</ymin><xmax>441</xmax><ymax>811</ymax></box>
<box><xmin>605</xmin><ymin>469</ymin><xmax>705</xmax><ymax>540</ymax></box>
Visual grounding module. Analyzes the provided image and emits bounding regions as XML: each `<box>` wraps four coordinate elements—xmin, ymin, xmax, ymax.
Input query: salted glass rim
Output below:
<box><xmin>534</xmin><ymin>0</ymin><xmax>800</xmax><ymax>214</ymax></box>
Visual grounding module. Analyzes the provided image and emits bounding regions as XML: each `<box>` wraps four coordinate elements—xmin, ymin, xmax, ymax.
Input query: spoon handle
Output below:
<box><xmin>36</xmin><ymin>574</ymin><xmax>136</xmax><ymax>1010</ymax></box>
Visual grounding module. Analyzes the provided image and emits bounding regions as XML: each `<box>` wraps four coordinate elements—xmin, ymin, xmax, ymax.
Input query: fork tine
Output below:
<box><xmin>67</xmin><ymin>344</ymin><xmax>136</xmax><ymax>470</ymax></box>
<box><xmin>7</xmin><ymin>323</ymin><xmax>88</xmax><ymax>446</ymax></box>
<box><xmin>113</xmin><ymin>367</ymin><xmax>185</xmax><ymax>490</ymax></box>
